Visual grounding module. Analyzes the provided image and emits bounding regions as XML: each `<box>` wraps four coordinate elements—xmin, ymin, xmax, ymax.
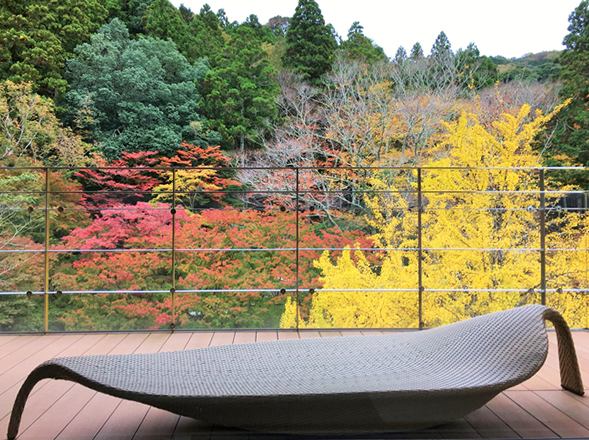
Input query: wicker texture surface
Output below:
<box><xmin>7</xmin><ymin>305</ymin><xmax>585</xmax><ymax>437</ymax></box>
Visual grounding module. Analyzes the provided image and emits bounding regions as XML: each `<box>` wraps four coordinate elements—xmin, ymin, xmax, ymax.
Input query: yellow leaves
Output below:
<box><xmin>367</xmin><ymin>80</ymin><xmax>393</xmax><ymax>96</ymax></box>
<box><xmin>439</xmin><ymin>102</ymin><xmax>563</xmax><ymax>172</ymax></box>
<box><xmin>304</xmin><ymin>247</ymin><xmax>416</xmax><ymax>328</ymax></box>
<box><xmin>152</xmin><ymin>168</ymin><xmax>221</xmax><ymax>207</ymax></box>
<box><xmin>550</xmin><ymin>153</ymin><xmax>575</xmax><ymax>165</ymax></box>
<box><xmin>279</xmin><ymin>297</ymin><xmax>298</xmax><ymax>329</ymax></box>
<box><xmin>1</xmin><ymin>81</ymin><xmax>95</xmax><ymax>166</ymax></box>
<box><xmin>282</xmin><ymin>101</ymin><xmax>589</xmax><ymax>329</ymax></box>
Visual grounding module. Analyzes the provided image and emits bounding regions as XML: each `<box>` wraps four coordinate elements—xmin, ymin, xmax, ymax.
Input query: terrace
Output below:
<box><xmin>0</xmin><ymin>330</ymin><xmax>588</xmax><ymax>439</ymax></box>
<box><xmin>1</xmin><ymin>165</ymin><xmax>589</xmax><ymax>438</ymax></box>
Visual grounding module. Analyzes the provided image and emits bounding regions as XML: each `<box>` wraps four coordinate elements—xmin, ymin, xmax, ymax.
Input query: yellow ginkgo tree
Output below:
<box><xmin>281</xmin><ymin>100</ymin><xmax>589</xmax><ymax>329</ymax></box>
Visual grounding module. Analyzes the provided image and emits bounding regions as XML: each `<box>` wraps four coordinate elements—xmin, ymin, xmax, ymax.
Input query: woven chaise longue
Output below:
<box><xmin>7</xmin><ymin>304</ymin><xmax>586</xmax><ymax>438</ymax></box>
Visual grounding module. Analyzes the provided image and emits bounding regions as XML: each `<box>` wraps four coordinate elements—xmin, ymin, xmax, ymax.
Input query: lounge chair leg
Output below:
<box><xmin>7</xmin><ymin>365</ymin><xmax>57</xmax><ymax>440</ymax></box>
<box><xmin>542</xmin><ymin>308</ymin><xmax>585</xmax><ymax>396</ymax></box>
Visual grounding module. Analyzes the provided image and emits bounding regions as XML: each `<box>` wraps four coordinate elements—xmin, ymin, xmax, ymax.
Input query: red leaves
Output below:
<box><xmin>53</xmin><ymin>204</ymin><xmax>372</xmax><ymax>329</ymax></box>
<box><xmin>75</xmin><ymin>151</ymin><xmax>161</xmax><ymax>209</ymax></box>
<box><xmin>160</xmin><ymin>142</ymin><xmax>232</xmax><ymax>168</ymax></box>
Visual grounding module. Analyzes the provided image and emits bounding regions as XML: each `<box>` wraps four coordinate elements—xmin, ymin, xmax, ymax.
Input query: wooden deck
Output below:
<box><xmin>0</xmin><ymin>330</ymin><xmax>588</xmax><ymax>440</ymax></box>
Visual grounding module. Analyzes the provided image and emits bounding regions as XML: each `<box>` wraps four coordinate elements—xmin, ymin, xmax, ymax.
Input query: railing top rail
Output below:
<box><xmin>1</xmin><ymin>166</ymin><xmax>589</xmax><ymax>172</ymax></box>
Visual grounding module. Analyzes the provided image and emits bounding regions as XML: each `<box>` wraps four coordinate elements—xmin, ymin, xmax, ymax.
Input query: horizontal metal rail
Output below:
<box><xmin>1</xmin><ymin>165</ymin><xmax>588</xmax><ymax>171</ymax></box>
<box><xmin>1</xmin><ymin>189</ymin><xmax>586</xmax><ymax>196</ymax></box>
<box><xmin>3</xmin><ymin>247</ymin><xmax>589</xmax><ymax>254</ymax></box>
<box><xmin>3</xmin><ymin>287</ymin><xmax>586</xmax><ymax>296</ymax></box>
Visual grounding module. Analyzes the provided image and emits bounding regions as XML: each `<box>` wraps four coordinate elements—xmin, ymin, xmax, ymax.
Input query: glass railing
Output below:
<box><xmin>1</xmin><ymin>165</ymin><xmax>588</xmax><ymax>332</ymax></box>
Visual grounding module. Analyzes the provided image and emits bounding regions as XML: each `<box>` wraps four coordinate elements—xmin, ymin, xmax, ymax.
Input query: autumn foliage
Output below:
<box><xmin>48</xmin><ymin>203</ymin><xmax>371</xmax><ymax>330</ymax></box>
<box><xmin>2</xmin><ymin>58</ymin><xmax>589</xmax><ymax>332</ymax></box>
<box><xmin>281</xmin><ymin>101</ymin><xmax>589</xmax><ymax>329</ymax></box>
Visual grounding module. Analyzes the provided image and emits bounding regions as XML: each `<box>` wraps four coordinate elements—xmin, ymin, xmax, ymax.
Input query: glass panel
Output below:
<box><xmin>74</xmin><ymin>166</ymin><xmax>160</xmax><ymax>208</ymax></box>
<box><xmin>421</xmin><ymin>200</ymin><xmax>541</xmax><ymax>250</ymax></box>
<box><xmin>423</xmin><ymin>289</ymin><xmax>539</xmax><ymax>328</ymax></box>
<box><xmin>0</xmin><ymin>251</ymin><xmax>44</xmax><ymax>328</ymax></box>
<box><xmin>0</xmin><ymin>207</ymin><xmax>46</xmax><ymax>250</ymax></box>
<box><xmin>0</xmin><ymin>166</ymin><xmax>47</xmax><ymax>248</ymax></box>
<box><xmin>172</xmin><ymin>203</ymin><xmax>296</xmax><ymax>330</ymax></box>
<box><xmin>47</xmin><ymin>200</ymin><xmax>173</xmax><ymax>331</ymax></box>
<box><xmin>0</xmin><ymin>293</ymin><xmax>44</xmax><ymax>332</ymax></box>
<box><xmin>0</xmin><ymin>166</ymin><xmax>48</xmax><ymax>333</ymax></box>
<box><xmin>50</xmin><ymin>291</ymin><xmax>170</xmax><ymax>331</ymax></box>
<box><xmin>0</xmin><ymin>249</ymin><xmax>44</xmax><ymax>293</ymax></box>
<box><xmin>423</xmin><ymin>249</ymin><xmax>540</xmax><ymax>292</ymax></box>
<box><xmin>48</xmin><ymin>248</ymin><xmax>173</xmax><ymax>332</ymax></box>
<box><xmin>419</xmin><ymin>169</ymin><xmax>541</xmax><ymax>325</ymax></box>
<box><xmin>545</xmin><ymin>289</ymin><xmax>589</xmax><ymax>329</ymax></box>
<box><xmin>235</xmin><ymin>170</ymin><xmax>296</xmax><ymax>210</ymax></box>
<box><xmin>545</xmin><ymin>201</ymin><xmax>589</xmax><ymax>328</ymax></box>
<box><xmin>174</xmin><ymin>290</ymin><xmax>288</xmax><ymax>330</ymax></box>
<box><xmin>51</xmin><ymin>250</ymin><xmax>173</xmax><ymax>293</ymax></box>
<box><xmin>300</xmin><ymin>289</ymin><xmax>419</xmax><ymax>329</ymax></box>
<box><xmin>546</xmin><ymin>249</ymin><xmax>589</xmax><ymax>329</ymax></box>
<box><xmin>174</xmin><ymin>245</ymin><xmax>293</xmax><ymax>330</ymax></box>
<box><xmin>295</xmin><ymin>169</ymin><xmax>417</xmax><ymax>329</ymax></box>
<box><xmin>543</xmin><ymin>169</ymin><xmax>589</xmax><ymax>328</ymax></box>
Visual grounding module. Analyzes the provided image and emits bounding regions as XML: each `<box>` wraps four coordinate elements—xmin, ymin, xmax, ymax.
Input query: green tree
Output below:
<box><xmin>143</xmin><ymin>0</ymin><xmax>189</xmax><ymax>54</ymax></box>
<box><xmin>199</xmin><ymin>27</ymin><xmax>280</xmax><ymax>152</ymax></box>
<box><xmin>179</xmin><ymin>3</ymin><xmax>194</xmax><ymax>24</ymax></box>
<box><xmin>410</xmin><ymin>42</ymin><xmax>424</xmax><ymax>59</ymax></box>
<box><xmin>338</xmin><ymin>21</ymin><xmax>386</xmax><ymax>63</ymax></box>
<box><xmin>237</xmin><ymin>14</ymin><xmax>275</xmax><ymax>43</ymax></box>
<box><xmin>108</xmin><ymin>0</ymin><xmax>155</xmax><ymax>36</ymax></box>
<box><xmin>455</xmin><ymin>42</ymin><xmax>498</xmax><ymax>89</ymax></box>
<box><xmin>62</xmin><ymin>19</ymin><xmax>219</xmax><ymax>160</ymax></box>
<box><xmin>216</xmin><ymin>8</ymin><xmax>231</xmax><ymax>28</ymax></box>
<box><xmin>282</xmin><ymin>0</ymin><xmax>337</xmax><ymax>84</ymax></box>
<box><xmin>185</xmin><ymin>4</ymin><xmax>226</xmax><ymax>63</ymax></box>
<box><xmin>428</xmin><ymin>32</ymin><xmax>455</xmax><ymax>90</ymax></box>
<box><xmin>536</xmin><ymin>59</ymin><xmax>561</xmax><ymax>82</ymax></box>
<box><xmin>0</xmin><ymin>0</ymin><xmax>108</xmax><ymax>98</ymax></box>
<box><xmin>430</xmin><ymin>31</ymin><xmax>453</xmax><ymax>61</ymax></box>
<box><xmin>394</xmin><ymin>46</ymin><xmax>408</xmax><ymax>64</ymax></box>
<box><xmin>263</xmin><ymin>36</ymin><xmax>287</xmax><ymax>71</ymax></box>
<box><xmin>545</xmin><ymin>0</ymin><xmax>589</xmax><ymax>178</ymax></box>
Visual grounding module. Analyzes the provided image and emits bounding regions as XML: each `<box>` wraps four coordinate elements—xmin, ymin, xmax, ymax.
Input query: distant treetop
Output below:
<box><xmin>282</xmin><ymin>0</ymin><xmax>337</xmax><ymax>84</ymax></box>
<box><xmin>410</xmin><ymin>42</ymin><xmax>424</xmax><ymax>59</ymax></box>
<box><xmin>338</xmin><ymin>21</ymin><xmax>387</xmax><ymax>63</ymax></box>
<box><xmin>431</xmin><ymin>31</ymin><xmax>453</xmax><ymax>60</ymax></box>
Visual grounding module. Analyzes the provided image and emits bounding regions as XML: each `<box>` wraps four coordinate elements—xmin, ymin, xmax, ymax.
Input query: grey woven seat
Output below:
<box><xmin>7</xmin><ymin>305</ymin><xmax>585</xmax><ymax>437</ymax></box>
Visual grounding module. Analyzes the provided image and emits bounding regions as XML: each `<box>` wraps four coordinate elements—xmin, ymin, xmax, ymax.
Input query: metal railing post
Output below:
<box><xmin>417</xmin><ymin>168</ymin><xmax>424</xmax><ymax>329</ymax></box>
<box><xmin>44</xmin><ymin>168</ymin><xmax>50</xmax><ymax>334</ymax></box>
<box><xmin>170</xmin><ymin>168</ymin><xmax>177</xmax><ymax>331</ymax></box>
<box><xmin>295</xmin><ymin>167</ymin><xmax>300</xmax><ymax>331</ymax></box>
<box><xmin>539</xmin><ymin>169</ymin><xmax>546</xmax><ymax>305</ymax></box>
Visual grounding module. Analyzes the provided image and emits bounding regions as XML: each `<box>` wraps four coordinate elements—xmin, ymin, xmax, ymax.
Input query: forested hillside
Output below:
<box><xmin>491</xmin><ymin>51</ymin><xmax>562</xmax><ymax>83</ymax></box>
<box><xmin>1</xmin><ymin>0</ymin><xmax>589</xmax><ymax>331</ymax></box>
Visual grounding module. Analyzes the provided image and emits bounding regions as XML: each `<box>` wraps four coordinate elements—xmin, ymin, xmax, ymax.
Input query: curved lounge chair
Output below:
<box><xmin>7</xmin><ymin>305</ymin><xmax>585</xmax><ymax>438</ymax></box>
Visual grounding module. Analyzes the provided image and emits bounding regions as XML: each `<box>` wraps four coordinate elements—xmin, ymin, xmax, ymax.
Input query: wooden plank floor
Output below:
<box><xmin>0</xmin><ymin>330</ymin><xmax>587</xmax><ymax>440</ymax></box>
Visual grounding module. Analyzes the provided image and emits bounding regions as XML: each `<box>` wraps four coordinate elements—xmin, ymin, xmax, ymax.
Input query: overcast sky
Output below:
<box><xmin>169</xmin><ymin>0</ymin><xmax>581</xmax><ymax>59</ymax></box>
